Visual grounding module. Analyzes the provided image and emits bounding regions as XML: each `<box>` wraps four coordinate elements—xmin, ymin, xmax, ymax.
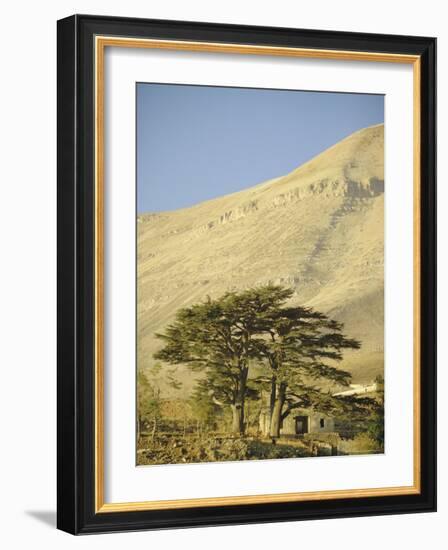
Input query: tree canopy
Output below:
<box><xmin>154</xmin><ymin>284</ymin><xmax>362</xmax><ymax>436</ymax></box>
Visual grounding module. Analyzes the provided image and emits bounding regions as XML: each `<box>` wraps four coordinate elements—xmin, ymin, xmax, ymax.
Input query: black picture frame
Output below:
<box><xmin>57</xmin><ymin>14</ymin><xmax>436</xmax><ymax>534</ymax></box>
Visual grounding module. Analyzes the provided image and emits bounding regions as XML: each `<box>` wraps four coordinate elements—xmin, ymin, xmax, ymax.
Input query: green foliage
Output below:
<box><xmin>366</xmin><ymin>374</ymin><xmax>385</xmax><ymax>447</ymax></box>
<box><xmin>155</xmin><ymin>284</ymin><xmax>293</xmax><ymax>433</ymax></box>
<box><xmin>137</xmin><ymin>363</ymin><xmax>183</xmax><ymax>439</ymax></box>
<box><xmin>338</xmin><ymin>432</ymin><xmax>382</xmax><ymax>455</ymax></box>
<box><xmin>137</xmin><ymin>369</ymin><xmax>161</xmax><ymax>431</ymax></box>
<box><xmin>154</xmin><ymin>284</ymin><xmax>364</xmax><ymax>437</ymax></box>
<box><xmin>249</xmin><ymin>296</ymin><xmax>361</xmax><ymax>435</ymax></box>
<box><xmin>189</xmin><ymin>381</ymin><xmax>223</xmax><ymax>431</ymax></box>
<box><xmin>366</xmin><ymin>408</ymin><xmax>384</xmax><ymax>447</ymax></box>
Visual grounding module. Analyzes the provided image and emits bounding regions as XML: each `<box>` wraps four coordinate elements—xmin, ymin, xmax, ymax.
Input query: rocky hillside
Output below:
<box><xmin>137</xmin><ymin>124</ymin><xmax>384</xmax><ymax>394</ymax></box>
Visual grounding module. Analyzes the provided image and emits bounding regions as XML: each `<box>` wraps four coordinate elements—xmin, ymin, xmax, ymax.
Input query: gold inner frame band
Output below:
<box><xmin>94</xmin><ymin>35</ymin><xmax>421</xmax><ymax>513</ymax></box>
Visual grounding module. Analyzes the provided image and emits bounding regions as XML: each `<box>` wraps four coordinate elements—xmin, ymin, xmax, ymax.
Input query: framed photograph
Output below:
<box><xmin>57</xmin><ymin>15</ymin><xmax>436</xmax><ymax>534</ymax></box>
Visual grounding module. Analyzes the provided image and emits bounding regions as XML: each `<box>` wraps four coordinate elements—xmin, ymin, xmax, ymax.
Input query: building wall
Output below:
<box><xmin>279</xmin><ymin>414</ymin><xmax>296</xmax><ymax>435</ymax></box>
<box><xmin>280</xmin><ymin>414</ymin><xmax>335</xmax><ymax>435</ymax></box>
<box><xmin>308</xmin><ymin>416</ymin><xmax>335</xmax><ymax>433</ymax></box>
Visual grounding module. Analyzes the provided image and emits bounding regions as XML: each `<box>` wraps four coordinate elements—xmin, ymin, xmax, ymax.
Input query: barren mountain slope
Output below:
<box><xmin>137</xmin><ymin>124</ymin><xmax>384</xmax><ymax>393</ymax></box>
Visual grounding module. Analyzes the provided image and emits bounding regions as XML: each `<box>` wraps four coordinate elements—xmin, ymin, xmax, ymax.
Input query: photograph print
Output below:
<box><xmin>136</xmin><ymin>83</ymin><xmax>385</xmax><ymax>466</ymax></box>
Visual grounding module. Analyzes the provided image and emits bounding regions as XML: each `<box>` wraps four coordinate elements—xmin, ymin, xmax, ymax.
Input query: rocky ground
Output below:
<box><xmin>135</xmin><ymin>432</ymin><xmax>369</xmax><ymax>465</ymax></box>
<box><xmin>137</xmin><ymin>434</ymin><xmax>313</xmax><ymax>465</ymax></box>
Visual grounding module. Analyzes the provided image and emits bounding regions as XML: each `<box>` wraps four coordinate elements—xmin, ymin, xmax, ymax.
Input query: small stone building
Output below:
<box><xmin>281</xmin><ymin>412</ymin><xmax>335</xmax><ymax>435</ymax></box>
<box><xmin>259</xmin><ymin>409</ymin><xmax>335</xmax><ymax>437</ymax></box>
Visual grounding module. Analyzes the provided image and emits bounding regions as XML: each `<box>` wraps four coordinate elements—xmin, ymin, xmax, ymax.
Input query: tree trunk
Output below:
<box><xmin>269</xmin><ymin>383</ymin><xmax>286</xmax><ymax>438</ymax></box>
<box><xmin>230</xmin><ymin>403</ymin><xmax>244</xmax><ymax>434</ymax></box>
<box><xmin>230</xmin><ymin>366</ymin><xmax>248</xmax><ymax>435</ymax></box>
<box><xmin>270</xmin><ymin>378</ymin><xmax>276</xmax><ymax>418</ymax></box>
<box><xmin>137</xmin><ymin>415</ymin><xmax>142</xmax><ymax>442</ymax></box>
<box><xmin>151</xmin><ymin>417</ymin><xmax>157</xmax><ymax>442</ymax></box>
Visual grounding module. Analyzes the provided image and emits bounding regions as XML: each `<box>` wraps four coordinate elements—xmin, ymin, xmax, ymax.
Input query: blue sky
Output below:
<box><xmin>137</xmin><ymin>83</ymin><xmax>384</xmax><ymax>213</ymax></box>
